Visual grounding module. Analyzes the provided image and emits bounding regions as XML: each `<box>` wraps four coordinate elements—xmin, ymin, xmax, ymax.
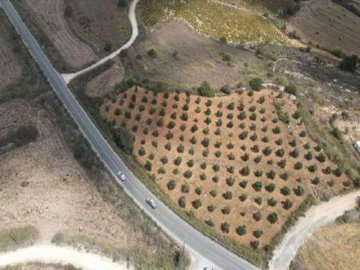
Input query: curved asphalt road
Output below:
<box><xmin>0</xmin><ymin>0</ymin><xmax>257</xmax><ymax>269</ymax></box>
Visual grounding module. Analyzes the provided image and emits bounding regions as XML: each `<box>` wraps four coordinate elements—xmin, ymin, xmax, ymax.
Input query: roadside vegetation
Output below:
<box><xmin>0</xmin><ymin>226</ymin><xmax>39</xmax><ymax>252</ymax></box>
<box><xmin>0</xmin><ymin>10</ymin><xmax>49</xmax><ymax>102</ymax></box>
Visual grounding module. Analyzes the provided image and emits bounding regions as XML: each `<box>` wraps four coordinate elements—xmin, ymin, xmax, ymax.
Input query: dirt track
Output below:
<box><xmin>269</xmin><ymin>190</ymin><xmax>360</xmax><ymax>270</ymax></box>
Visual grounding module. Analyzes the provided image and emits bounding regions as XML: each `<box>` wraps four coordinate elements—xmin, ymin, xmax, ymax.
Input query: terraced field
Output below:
<box><xmin>18</xmin><ymin>0</ymin><xmax>96</xmax><ymax>69</ymax></box>
<box><xmin>101</xmin><ymin>86</ymin><xmax>350</xmax><ymax>251</ymax></box>
<box><xmin>139</xmin><ymin>0</ymin><xmax>290</xmax><ymax>44</ymax></box>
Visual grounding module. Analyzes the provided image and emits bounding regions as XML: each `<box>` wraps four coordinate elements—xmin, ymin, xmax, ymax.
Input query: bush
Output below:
<box><xmin>236</xmin><ymin>225</ymin><xmax>247</xmax><ymax>236</ymax></box>
<box><xmin>252</xmin><ymin>181</ymin><xmax>263</xmax><ymax>192</ymax></box>
<box><xmin>192</xmin><ymin>199</ymin><xmax>202</xmax><ymax>209</ymax></box>
<box><xmin>294</xmin><ymin>162</ymin><xmax>303</xmax><ymax>170</ymax></box>
<box><xmin>220</xmin><ymin>222</ymin><xmax>230</xmax><ymax>233</ymax></box>
<box><xmin>210</xmin><ymin>190</ymin><xmax>217</xmax><ymax>197</ymax></box>
<box><xmin>239</xmin><ymin>180</ymin><xmax>248</xmax><ymax>189</ymax></box>
<box><xmin>285</xmin><ymin>84</ymin><xmax>297</xmax><ymax>95</ymax></box>
<box><xmin>167</xmin><ymin>180</ymin><xmax>176</xmax><ymax>190</ymax></box>
<box><xmin>280</xmin><ymin>186</ymin><xmax>291</xmax><ymax>196</ymax></box>
<box><xmin>253</xmin><ymin>211</ymin><xmax>262</xmax><ymax>222</ymax></box>
<box><xmin>240</xmin><ymin>166</ymin><xmax>250</xmax><ymax>176</ymax></box>
<box><xmin>138</xmin><ymin>147</ymin><xmax>146</xmax><ymax>156</ymax></box>
<box><xmin>282</xmin><ymin>199</ymin><xmax>293</xmax><ymax>210</ymax></box>
<box><xmin>226</xmin><ymin>177</ymin><xmax>235</xmax><ymax>186</ymax></box>
<box><xmin>221</xmin><ymin>206</ymin><xmax>231</xmax><ymax>214</ymax></box>
<box><xmin>147</xmin><ymin>49</ymin><xmax>157</xmax><ymax>58</ymax></box>
<box><xmin>181</xmin><ymin>184</ymin><xmax>190</xmax><ymax>193</ymax></box>
<box><xmin>239</xmin><ymin>194</ymin><xmax>247</xmax><ymax>202</ymax></box>
<box><xmin>113</xmin><ymin>127</ymin><xmax>133</xmax><ymax>154</ymax></box>
<box><xmin>339</xmin><ymin>54</ymin><xmax>359</xmax><ymax>73</ymax></box>
<box><xmin>267</xmin><ymin>198</ymin><xmax>277</xmax><ymax>207</ymax></box>
<box><xmin>253</xmin><ymin>230</ymin><xmax>263</xmax><ymax>239</ymax></box>
<box><xmin>207</xmin><ymin>204</ymin><xmax>216</xmax><ymax>212</ymax></box>
<box><xmin>184</xmin><ymin>170</ymin><xmax>192</xmax><ymax>179</ymax></box>
<box><xmin>144</xmin><ymin>161</ymin><xmax>152</xmax><ymax>171</ymax></box>
<box><xmin>178</xmin><ymin>196</ymin><xmax>186</xmax><ymax>208</ymax></box>
<box><xmin>265</xmin><ymin>183</ymin><xmax>276</xmax><ymax>193</ymax></box>
<box><xmin>223</xmin><ymin>191</ymin><xmax>233</xmax><ymax>200</ymax></box>
<box><xmin>249</xmin><ymin>78</ymin><xmax>263</xmax><ymax>91</ymax></box>
<box><xmin>293</xmin><ymin>186</ymin><xmax>304</xmax><ymax>196</ymax></box>
<box><xmin>197</xmin><ymin>81</ymin><xmax>215</xmax><ymax>97</ymax></box>
<box><xmin>267</xmin><ymin>212</ymin><xmax>278</xmax><ymax>224</ymax></box>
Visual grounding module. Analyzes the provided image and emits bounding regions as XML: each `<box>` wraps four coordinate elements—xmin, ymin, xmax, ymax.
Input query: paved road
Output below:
<box><xmin>62</xmin><ymin>0</ymin><xmax>140</xmax><ymax>83</ymax></box>
<box><xmin>0</xmin><ymin>0</ymin><xmax>258</xmax><ymax>269</ymax></box>
<box><xmin>269</xmin><ymin>190</ymin><xmax>360</xmax><ymax>270</ymax></box>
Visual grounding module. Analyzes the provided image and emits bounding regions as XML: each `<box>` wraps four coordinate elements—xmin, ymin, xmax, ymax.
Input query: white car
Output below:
<box><xmin>146</xmin><ymin>197</ymin><xmax>157</xmax><ymax>209</ymax></box>
<box><xmin>117</xmin><ymin>171</ymin><xmax>126</xmax><ymax>181</ymax></box>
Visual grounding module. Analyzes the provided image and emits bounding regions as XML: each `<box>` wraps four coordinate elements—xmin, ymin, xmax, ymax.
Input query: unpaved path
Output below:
<box><xmin>0</xmin><ymin>244</ymin><xmax>133</xmax><ymax>270</ymax></box>
<box><xmin>269</xmin><ymin>190</ymin><xmax>360</xmax><ymax>270</ymax></box>
<box><xmin>62</xmin><ymin>0</ymin><xmax>139</xmax><ymax>83</ymax></box>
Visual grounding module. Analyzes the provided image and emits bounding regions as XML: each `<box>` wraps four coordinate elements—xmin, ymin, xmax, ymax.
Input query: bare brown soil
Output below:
<box><xmin>85</xmin><ymin>59</ymin><xmax>124</xmax><ymax>98</ymax></box>
<box><xmin>291</xmin><ymin>221</ymin><xmax>360</xmax><ymax>270</ymax></box>
<box><xmin>288</xmin><ymin>0</ymin><xmax>360</xmax><ymax>55</ymax></box>
<box><xmin>22</xmin><ymin>0</ymin><xmax>96</xmax><ymax>69</ymax></box>
<box><xmin>125</xmin><ymin>21</ymin><xmax>269</xmax><ymax>88</ymax></box>
<box><xmin>0</xmin><ymin>37</ymin><xmax>21</xmax><ymax>93</ymax></box>
<box><xmin>0</xmin><ymin>100</ymin><xmax>170</xmax><ymax>264</ymax></box>
<box><xmin>101</xmin><ymin>86</ymin><xmax>349</xmax><ymax>248</ymax></box>
<box><xmin>65</xmin><ymin>0</ymin><xmax>132</xmax><ymax>55</ymax></box>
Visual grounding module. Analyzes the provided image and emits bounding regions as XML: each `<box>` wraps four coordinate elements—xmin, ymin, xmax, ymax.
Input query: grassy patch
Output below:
<box><xmin>0</xmin><ymin>226</ymin><xmax>39</xmax><ymax>252</ymax></box>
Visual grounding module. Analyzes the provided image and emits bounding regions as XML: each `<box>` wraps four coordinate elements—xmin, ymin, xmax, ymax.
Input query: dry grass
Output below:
<box><xmin>127</xmin><ymin>21</ymin><xmax>270</xmax><ymax>88</ymax></box>
<box><xmin>291</xmin><ymin>221</ymin><xmax>360</xmax><ymax>270</ymax></box>
<box><xmin>64</xmin><ymin>0</ymin><xmax>132</xmax><ymax>56</ymax></box>
<box><xmin>0</xmin><ymin>36</ymin><xmax>21</xmax><ymax>93</ymax></box>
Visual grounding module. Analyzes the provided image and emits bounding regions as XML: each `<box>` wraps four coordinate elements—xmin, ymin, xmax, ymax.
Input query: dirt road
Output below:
<box><xmin>0</xmin><ymin>244</ymin><xmax>133</xmax><ymax>270</ymax></box>
<box><xmin>269</xmin><ymin>190</ymin><xmax>360</xmax><ymax>270</ymax></box>
<box><xmin>62</xmin><ymin>0</ymin><xmax>139</xmax><ymax>83</ymax></box>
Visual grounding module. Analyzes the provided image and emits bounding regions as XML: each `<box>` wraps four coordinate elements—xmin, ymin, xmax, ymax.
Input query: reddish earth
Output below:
<box><xmin>100</xmin><ymin>86</ymin><xmax>349</xmax><ymax>248</ymax></box>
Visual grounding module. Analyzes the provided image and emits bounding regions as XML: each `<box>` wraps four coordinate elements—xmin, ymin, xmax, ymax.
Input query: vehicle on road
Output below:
<box><xmin>146</xmin><ymin>197</ymin><xmax>157</xmax><ymax>209</ymax></box>
<box><xmin>117</xmin><ymin>171</ymin><xmax>126</xmax><ymax>181</ymax></box>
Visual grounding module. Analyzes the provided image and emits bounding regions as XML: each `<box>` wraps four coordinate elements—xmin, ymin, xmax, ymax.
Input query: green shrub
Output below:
<box><xmin>249</xmin><ymin>78</ymin><xmax>263</xmax><ymax>91</ymax></box>
<box><xmin>267</xmin><ymin>212</ymin><xmax>278</xmax><ymax>224</ymax></box>
<box><xmin>197</xmin><ymin>81</ymin><xmax>215</xmax><ymax>97</ymax></box>
<box><xmin>285</xmin><ymin>84</ymin><xmax>297</xmax><ymax>95</ymax></box>
<box><xmin>167</xmin><ymin>180</ymin><xmax>176</xmax><ymax>190</ymax></box>
<box><xmin>236</xmin><ymin>225</ymin><xmax>247</xmax><ymax>236</ymax></box>
<box><xmin>113</xmin><ymin>126</ymin><xmax>133</xmax><ymax>154</ymax></box>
